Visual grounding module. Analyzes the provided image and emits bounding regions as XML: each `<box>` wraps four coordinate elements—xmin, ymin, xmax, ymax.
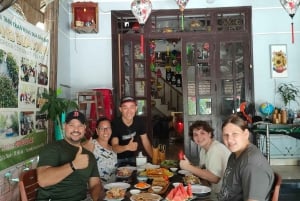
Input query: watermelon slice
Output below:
<box><xmin>166</xmin><ymin>188</ymin><xmax>175</xmax><ymax>201</ymax></box>
<box><xmin>178</xmin><ymin>184</ymin><xmax>189</xmax><ymax>200</ymax></box>
<box><xmin>186</xmin><ymin>184</ymin><xmax>192</xmax><ymax>198</ymax></box>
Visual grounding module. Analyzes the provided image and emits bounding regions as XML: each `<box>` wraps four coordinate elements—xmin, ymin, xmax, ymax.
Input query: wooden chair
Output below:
<box><xmin>270</xmin><ymin>172</ymin><xmax>282</xmax><ymax>201</ymax></box>
<box><xmin>19</xmin><ymin>169</ymin><xmax>39</xmax><ymax>201</ymax></box>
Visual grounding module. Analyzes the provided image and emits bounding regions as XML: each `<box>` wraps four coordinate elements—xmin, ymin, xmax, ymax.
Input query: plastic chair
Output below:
<box><xmin>19</xmin><ymin>169</ymin><xmax>39</xmax><ymax>201</ymax></box>
<box><xmin>270</xmin><ymin>172</ymin><xmax>282</xmax><ymax>201</ymax></box>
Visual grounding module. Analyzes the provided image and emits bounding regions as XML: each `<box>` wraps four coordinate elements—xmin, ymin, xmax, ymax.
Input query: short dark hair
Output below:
<box><xmin>93</xmin><ymin>117</ymin><xmax>111</xmax><ymax>139</ymax></box>
<box><xmin>96</xmin><ymin>117</ymin><xmax>111</xmax><ymax>128</ymax></box>
<box><xmin>189</xmin><ymin>121</ymin><xmax>214</xmax><ymax>140</ymax></box>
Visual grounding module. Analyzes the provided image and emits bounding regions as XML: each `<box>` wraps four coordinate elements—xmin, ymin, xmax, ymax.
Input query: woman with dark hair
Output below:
<box><xmin>82</xmin><ymin>117</ymin><xmax>117</xmax><ymax>184</ymax></box>
<box><xmin>179</xmin><ymin>121</ymin><xmax>230</xmax><ymax>195</ymax></box>
<box><xmin>219</xmin><ymin>114</ymin><xmax>274</xmax><ymax>201</ymax></box>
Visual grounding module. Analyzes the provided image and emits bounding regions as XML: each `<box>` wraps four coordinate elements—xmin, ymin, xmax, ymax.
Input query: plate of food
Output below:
<box><xmin>130</xmin><ymin>193</ymin><xmax>161</xmax><ymax>201</ymax></box>
<box><xmin>146</xmin><ymin>168</ymin><xmax>174</xmax><ymax>178</ymax></box>
<box><xmin>160</xmin><ymin>160</ymin><xmax>178</xmax><ymax>168</ymax></box>
<box><xmin>134</xmin><ymin>182</ymin><xmax>151</xmax><ymax>189</ymax></box>
<box><xmin>104</xmin><ymin>182</ymin><xmax>130</xmax><ymax>190</ymax></box>
<box><xmin>104</xmin><ymin>187</ymin><xmax>126</xmax><ymax>200</ymax></box>
<box><xmin>117</xmin><ymin>166</ymin><xmax>137</xmax><ymax>171</ymax></box>
<box><xmin>183</xmin><ymin>175</ymin><xmax>201</xmax><ymax>185</ymax></box>
<box><xmin>117</xmin><ymin>167</ymin><xmax>134</xmax><ymax>178</ymax></box>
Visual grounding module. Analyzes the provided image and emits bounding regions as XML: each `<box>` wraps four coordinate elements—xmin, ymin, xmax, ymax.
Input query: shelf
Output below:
<box><xmin>72</xmin><ymin>25</ymin><xmax>98</xmax><ymax>34</ymax></box>
<box><xmin>71</xmin><ymin>2</ymin><xmax>98</xmax><ymax>34</ymax></box>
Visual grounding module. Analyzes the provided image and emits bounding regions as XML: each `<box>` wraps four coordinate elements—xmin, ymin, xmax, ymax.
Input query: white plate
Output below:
<box><xmin>186</xmin><ymin>185</ymin><xmax>211</xmax><ymax>195</ymax></box>
<box><xmin>104</xmin><ymin>182</ymin><xmax>130</xmax><ymax>190</ymax></box>
<box><xmin>178</xmin><ymin>170</ymin><xmax>192</xmax><ymax>175</ymax></box>
<box><xmin>104</xmin><ymin>197</ymin><xmax>124</xmax><ymax>201</ymax></box>
<box><xmin>145</xmin><ymin>163</ymin><xmax>160</xmax><ymax>169</ymax></box>
<box><xmin>117</xmin><ymin>166</ymin><xmax>137</xmax><ymax>171</ymax></box>
<box><xmin>130</xmin><ymin>193</ymin><xmax>161</xmax><ymax>201</ymax></box>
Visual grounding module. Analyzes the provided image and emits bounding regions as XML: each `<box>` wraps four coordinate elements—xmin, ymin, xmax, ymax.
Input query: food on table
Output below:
<box><xmin>135</xmin><ymin>181</ymin><xmax>150</xmax><ymax>189</ymax></box>
<box><xmin>183</xmin><ymin>174</ymin><xmax>201</xmax><ymax>185</ymax></box>
<box><xmin>160</xmin><ymin>160</ymin><xmax>178</xmax><ymax>168</ymax></box>
<box><xmin>152</xmin><ymin>177</ymin><xmax>168</xmax><ymax>187</ymax></box>
<box><xmin>165</xmin><ymin>183</ymin><xmax>192</xmax><ymax>201</ymax></box>
<box><xmin>146</xmin><ymin>168</ymin><xmax>173</xmax><ymax>178</ymax></box>
<box><xmin>105</xmin><ymin>187</ymin><xmax>126</xmax><ymax>199</ymax></box>
<box><xmin>117</xmin><ymin>167</ymin><xmax>132</xmax><ymax>177</ymax></box>
<box><xmin>146</xmin><ymin>168</ymin><xmax>163</xmax><ymax>176</ymax></box>
<box><xmin>130</xmin><ymin>193</ymin><xmax>161</xmax><ymax>201</ymax></box>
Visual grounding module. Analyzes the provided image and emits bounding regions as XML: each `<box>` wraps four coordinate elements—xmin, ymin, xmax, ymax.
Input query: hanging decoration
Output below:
<box><xmin>131</xmin><ymin>0</ymin><xmax>152</xmax><ymax>55</ymax></box>
<box><xmin>149</xmin><ymin>40</ymin><xmax>156</xmax><ymax>72</ymax></box>
<box><xmin>280</xmin><ymin>0</ymin><xmax>300</xmax><ymax>43</ymax></box>
<box><xmin>175</xmin><ymin>0</ymin><xmax>189</xmax><ymax>30</ymax></box>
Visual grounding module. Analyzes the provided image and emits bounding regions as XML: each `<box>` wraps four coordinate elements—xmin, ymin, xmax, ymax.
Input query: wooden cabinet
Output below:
<box><xmin>71</xmin><ymin>2</ymin><xmax>98</xmax><ymax>33</ymax></box>
<box><xmin>111</xmin><ymin>7</ymin><xmax>254</xmax><ymax>153</ymax></box>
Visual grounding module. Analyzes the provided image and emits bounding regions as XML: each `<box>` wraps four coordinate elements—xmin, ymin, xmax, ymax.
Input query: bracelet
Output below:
<box><xmin>70</xmin><ymin>162</ymin><xmax>76</xmax><ymax>171</ymax></box>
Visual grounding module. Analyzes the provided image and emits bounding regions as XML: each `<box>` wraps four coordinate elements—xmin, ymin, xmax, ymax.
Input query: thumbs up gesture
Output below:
<box><xmin>127</xmin><ymin>137</ymin><xmax>138</xmax><ymax>151</ymax></box>
<box><xmin>72</xmin><ymin>146</ymin><xmax>89</xmax><ymax>170</ymax></box>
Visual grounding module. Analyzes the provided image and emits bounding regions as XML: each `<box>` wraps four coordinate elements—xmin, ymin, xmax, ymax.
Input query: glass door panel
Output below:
<box><xmin>124</xmin><ymin>41</ymin><xmax>133</xmax><ymax>96</ymax></box>
<box><xmin>219</xmin><ymin>41</ymin><xmax>246</xmax><ymax>116</ymax></box>
<box><xmin>187</xmin><ymin>66</ymin><xmax>196</xmax><ymax>115</ymax></box>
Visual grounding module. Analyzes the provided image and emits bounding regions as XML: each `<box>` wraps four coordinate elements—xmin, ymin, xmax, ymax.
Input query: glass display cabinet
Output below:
<box><xmin>111</xmin><ymin>7</ymin><xmax>253</xmax><ymax>158</ymax></box>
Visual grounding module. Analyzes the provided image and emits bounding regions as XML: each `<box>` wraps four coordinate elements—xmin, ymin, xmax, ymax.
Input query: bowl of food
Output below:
<box><xmin>151</xmin><ymin>185</ymin><xmax>163</xmax><ymax>193</ymax></box>
<box><xmin>130</xmin><ymin>189</ymin><xmax>141</xmax><ymax>195</ymax></box>
<box><xmin>105</xmin><ymin>187</ymin><xmax>126</xmax><ymax>200</ymax></box>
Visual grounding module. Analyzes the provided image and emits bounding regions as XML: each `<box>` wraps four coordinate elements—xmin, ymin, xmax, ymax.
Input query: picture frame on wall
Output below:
<box><xmin>270</xmin><ymin>44</ymin><xmax>288</xmax><ymax>78</ymax></box>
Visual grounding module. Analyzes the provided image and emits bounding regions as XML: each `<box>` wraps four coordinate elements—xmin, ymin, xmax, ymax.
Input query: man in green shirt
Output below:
<box><xmin>37</xmin><ymin>111</ymin><xmax>104</xmax><ymax>201</ymax></box>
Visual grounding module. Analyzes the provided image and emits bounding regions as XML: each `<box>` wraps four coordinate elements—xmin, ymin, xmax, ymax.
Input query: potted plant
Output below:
<box><xmin>277</xmin><ymin>83</ymin><xmax>300</xmax><ymax>107</ymax></box>
<box><xmin>40</xmin><ymin>88</ymin><xmax>78</xmax><ymax>140</ymax></box>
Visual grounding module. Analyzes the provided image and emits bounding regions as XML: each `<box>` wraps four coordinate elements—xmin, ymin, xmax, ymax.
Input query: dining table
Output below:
<box><xmin>106</xmin><ymin>165</ymin><xmax>216</xmax><ymax>201</ymax></box>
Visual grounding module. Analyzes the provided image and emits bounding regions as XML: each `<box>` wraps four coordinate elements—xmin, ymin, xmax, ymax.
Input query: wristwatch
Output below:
<box><xmin>70</xmin><ymin>161</ymin><xmax>76</xmax><ymax>171</ymax></box>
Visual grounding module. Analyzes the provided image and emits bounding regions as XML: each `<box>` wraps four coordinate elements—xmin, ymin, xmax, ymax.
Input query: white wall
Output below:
<box><xmin>58</xmin><ymin>0</ymin><xmax>300</xmax><ymax>112</ymax></box>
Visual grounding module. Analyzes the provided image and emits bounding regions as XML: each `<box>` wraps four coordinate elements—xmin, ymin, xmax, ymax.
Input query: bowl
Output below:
<box><xmin>172</xmin><ymin>182</ymin><xmax>182</xmax><ymax>187</ymax></box>
<box><xmin>137</xmin><ymin>176</ymin><xmax>148</xmax><ymax>182</ymax></box>
<box><xmin>130</xmin><ymin>189</ymin><xmax>141</xmax><ymax>195</ymax></box>
<box><xmin>170</xmin><ymin>167</ymin><xmax>178</xmax><ymax>172</ymax></box>
<box><xmin>151</xmin><ymin>185</ymin><xmax>163</xmax><ymax>193</ymax></box>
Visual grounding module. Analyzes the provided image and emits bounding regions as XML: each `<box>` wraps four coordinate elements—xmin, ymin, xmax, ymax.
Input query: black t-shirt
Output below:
<box><xmin>111</xmin><ymin>116</ymin><xmax>146</xmax><ymax>159</ymax></box>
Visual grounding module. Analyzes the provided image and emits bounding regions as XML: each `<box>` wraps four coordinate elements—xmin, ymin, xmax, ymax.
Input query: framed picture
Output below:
<box><xmin>270</xmin><ymin>44</ymin><xmax>288</xmax><ymax>78</ymax></box>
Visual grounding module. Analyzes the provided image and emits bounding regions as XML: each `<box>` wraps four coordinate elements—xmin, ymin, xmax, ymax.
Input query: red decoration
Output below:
<box><xmin>131</xmin><ymin>0</ymin><xmax>152</xmax><ymax>54</ymax></box>
<box><xmin>280</xmin><ymin>0</ymin><xmax>300</xmax><ymax>43</ymax></box>
<box><xmin>178</xmin><ymin>150</ymin><xmax>184</xmax><ymax>160</ymax></box>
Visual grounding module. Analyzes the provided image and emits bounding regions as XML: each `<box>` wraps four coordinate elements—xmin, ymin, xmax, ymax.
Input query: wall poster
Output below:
<box><xmin>0</xmin><ymin>11</ymin><xmax>50</xmax><ymax>171</ymax></box>
<box><xmin>270</xmin><ymin>44</ymin><xmax>288</xmax><ymax>78</ymax></box>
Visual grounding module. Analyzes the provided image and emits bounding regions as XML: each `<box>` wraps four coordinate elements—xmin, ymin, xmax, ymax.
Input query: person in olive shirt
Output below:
<box><xmin>36</xmin><ymin>111</ymin><xmax>105</xmax><ymax>201</ymax></box>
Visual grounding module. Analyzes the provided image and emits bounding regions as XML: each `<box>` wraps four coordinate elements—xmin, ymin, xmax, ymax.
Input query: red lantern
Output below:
<box><xmin>131</xmin><ymin>0</ymin><xmax>152</xmax><ymax>54</ymax></box>
<box><xmin>280</xmin><ymin>0</ymin><xmax>300</xmax><ymax>43</ymax></box>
